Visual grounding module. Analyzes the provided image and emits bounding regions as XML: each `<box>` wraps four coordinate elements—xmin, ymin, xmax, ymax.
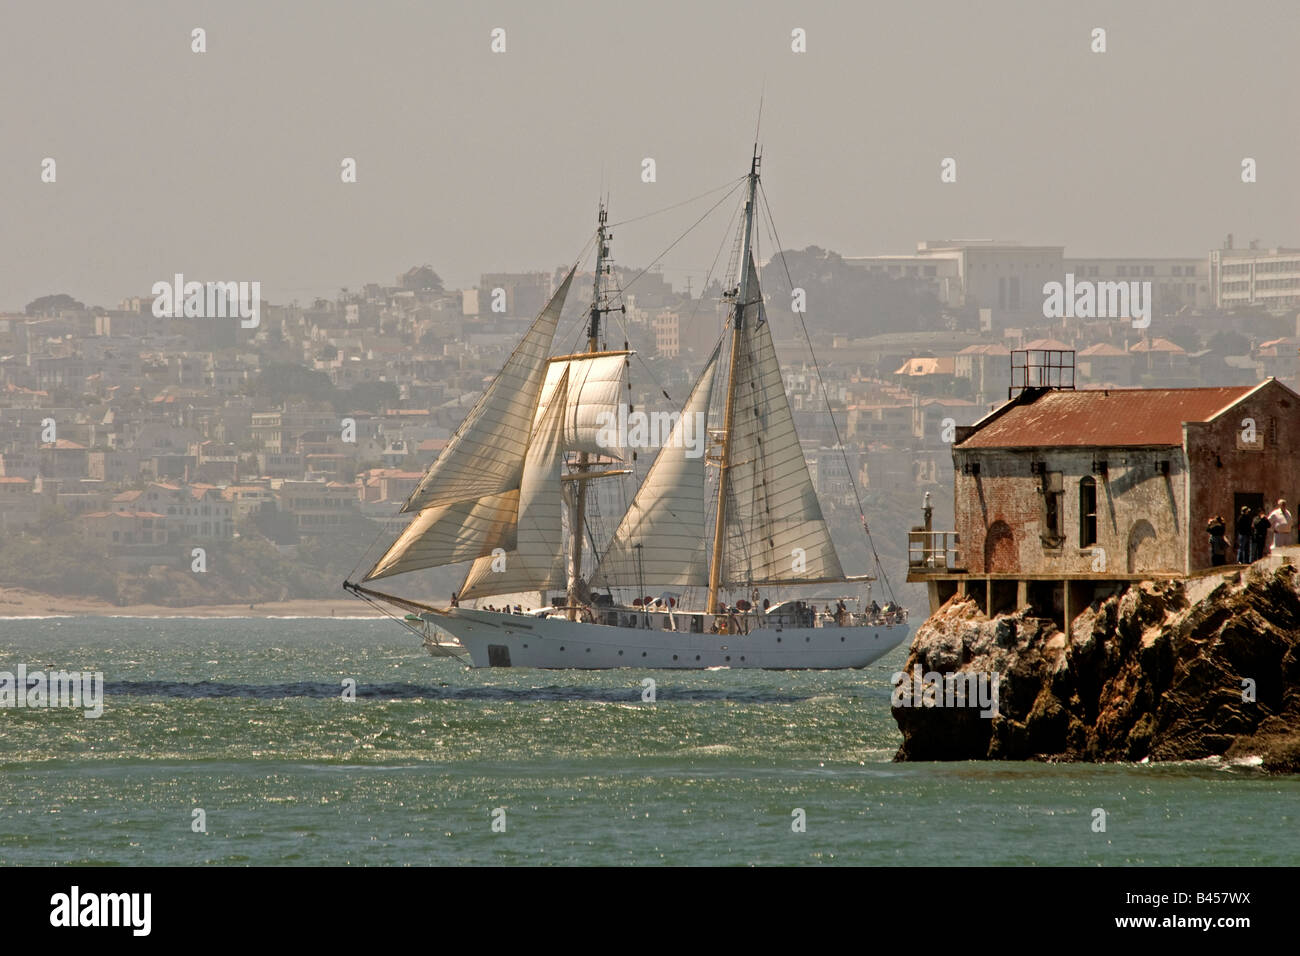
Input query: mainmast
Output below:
<box><xmin>566</xmin><ymin>202</ymin><xmax>612</xmax><ymax>617</ymax></box>
<box><xmin>707</xmin><ymin>147</ymin><xmax>760</xmax><ymax>614</ymax></box>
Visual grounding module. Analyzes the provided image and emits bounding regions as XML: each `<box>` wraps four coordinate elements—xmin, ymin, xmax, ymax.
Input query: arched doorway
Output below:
<box><xmin>984</xmin><ymin>520</ymin><xmax>1015</xmax><ymax>572</ymax></box>
<box><xmin>1127</xmin><ymin>519</ymin><xmax>1157</xmax><ymax>573</ymax></box>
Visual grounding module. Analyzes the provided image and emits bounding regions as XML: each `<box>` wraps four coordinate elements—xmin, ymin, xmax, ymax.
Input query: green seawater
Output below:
<box><xmin>0</xmin><ymin>617</ymin><xmax>1295</xmax><ymax>866</ymax></box>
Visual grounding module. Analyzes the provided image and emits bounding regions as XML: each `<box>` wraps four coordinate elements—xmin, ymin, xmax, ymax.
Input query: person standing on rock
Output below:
<box><xmin>1251</xmin><ymin>507</ymin><xmax>1271</xmax><ymax>562</ymax></box>
<box><xmin>1268</xmin><ymin>498</ymin><xmax>1293</xmax><ymax>551</ymax></box>
<box><xmin>1207</xmin><ymin>514</ymin><xmax>1228</xmax><ymax>566</ymax></box>
<box><xmin>1235</xmin><ymin>506</ymin><xmax>1254</xmax><ymax>564</ymax></box>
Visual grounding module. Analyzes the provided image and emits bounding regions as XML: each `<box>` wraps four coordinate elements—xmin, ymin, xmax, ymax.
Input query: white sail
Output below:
<box><xmin>592</xmin><ymin>347</ymin><xmax>719</xmax><ymax>591</ymax></box>
<box><xmin>535</xmin><ymin>351</ymin><xmax>629</xmax><ymax>458</ymax></box>
<box><xmin>722</xmin><ymin>258</ymin><xmax>845</xmax><ymax>587</ymax></box>
<box><xmin>363</xmin><ymin>491</ymin><xmax>518</xmax><ymax>581</ymax></box>
<box><xmin>459</xmin><ymin>366</ymin><xmax>570</xmax><ymax>599</ymax></box>
<box><xmin>400</xmin><ymin>267</ymin><xmax>575</xmax><ymax>514</ymax></box>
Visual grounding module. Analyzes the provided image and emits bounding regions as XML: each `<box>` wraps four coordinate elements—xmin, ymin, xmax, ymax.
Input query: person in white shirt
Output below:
<box><xmin>1267</xmin><ymin>498</ymin><xmax>1293</xmax><ymax>550</ymax></box>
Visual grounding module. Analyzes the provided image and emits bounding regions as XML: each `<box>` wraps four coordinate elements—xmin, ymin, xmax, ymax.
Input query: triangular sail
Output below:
<box><xmin>459</xmin><ymin>366</ymin><xmax>570</xmax><ymax>599</ymax></box>
<box><xmin>592</xmin><ymin>345</ymin><xmax>720</xmax><ymax>591</ymax></box>
<box><xmin>362</xmin><ymin>491</ymin><xmax>518</xmax><ymax>581</ymax></box>
<box><xmin>721</xmin><ymin>258</ymin><xmax>844</xmax><ymax>587</ymax></box>
<box><xmin>401</xmin><ymin>267</ymin><xmax>575</xmax><ymax>514</ymax></box>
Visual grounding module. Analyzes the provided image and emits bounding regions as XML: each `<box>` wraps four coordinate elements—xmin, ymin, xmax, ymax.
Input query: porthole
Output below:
<box><xmin>560</xmin><ymin>646</ymin><xmax>565</xmax><ymax>651</ymax></box>
<box><xmin>641</xmin><ymin>652</ymin><xmax>647</xmax><ymax>657</ymax></box>
<box><xmin>806</xmin><ymin>636</ymin><xmax>811</xmax><ymax>642</ymax></box>
<box><xmin>673</xmin><ymin>655</ymin><xmax>678</xmax><ymax>661</ymax></box>
<box><xmin>725</xmin><ymin>656</ymin><xmax>731</xmax><ymax>662</ymax></box>
<box><xmin>586</xmin><ymin>648</ymin><xmax>591</xmax><ymax>653</ymax></box>
<box><xmin>840</xmin><ymin>636</ymin><xmax>845</xmax><ymax>642</ymax></box>
<box><xmin>695</xmin><ymin>655</ymin><xmax>701</xmax><ymax>661</ymax></box>
<box><xmin>777</xmin><ymin>637</ymin><xmax>782</xmax><ymax>643</ymax></box>
<box><xmin>618</xmin><ymin>650</ymin><xmax>623</xmax><ymax>656</ymax></box>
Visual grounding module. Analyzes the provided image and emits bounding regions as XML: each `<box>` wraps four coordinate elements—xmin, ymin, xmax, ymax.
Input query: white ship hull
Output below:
<box><xmin>423</xmin><ymin>607</ymin><xmax>909</xmax><ymax>669</ymax></box>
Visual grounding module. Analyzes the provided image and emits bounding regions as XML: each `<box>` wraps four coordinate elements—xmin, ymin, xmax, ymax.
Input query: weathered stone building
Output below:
<box><xmin>910</xmin><ymin>373</ymin><xmax>1300</xmax><ymax>631</ymax></box>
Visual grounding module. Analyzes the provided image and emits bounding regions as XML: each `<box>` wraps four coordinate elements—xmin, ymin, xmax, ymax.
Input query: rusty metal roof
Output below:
<box><xmin>957</xmin><ymin>386</ymin><xmax>1255</xmax><ymax>448</ymax></box>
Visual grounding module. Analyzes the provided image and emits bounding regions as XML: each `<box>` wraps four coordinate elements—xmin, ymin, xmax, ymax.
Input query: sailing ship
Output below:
<box><xmin>345</xmin><ymin>148</ymin><xmax>910</xmax><ymax>668</ymax></box>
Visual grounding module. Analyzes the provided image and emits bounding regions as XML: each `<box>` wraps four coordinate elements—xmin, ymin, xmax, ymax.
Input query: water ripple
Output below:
<box><xmin>103</xmin><ymin>680</ymin><xmax>809</xmax><ymax>704</ymax></box>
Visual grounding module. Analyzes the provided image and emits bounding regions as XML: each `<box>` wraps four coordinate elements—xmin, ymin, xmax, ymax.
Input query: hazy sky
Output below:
<box><xmin>2</xmin><ymin>0</ymin><xmax>1297</xmax><ymax>310</ymax></box>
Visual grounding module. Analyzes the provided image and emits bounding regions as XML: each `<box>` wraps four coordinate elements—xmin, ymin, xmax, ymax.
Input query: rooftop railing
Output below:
<box><xmin>907</xmin><ymin>530</ymin><xmax>963</xmax><ymax>572</ymax></box>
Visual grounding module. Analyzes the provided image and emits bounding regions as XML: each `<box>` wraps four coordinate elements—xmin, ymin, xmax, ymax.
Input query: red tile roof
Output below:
<box><xmin>1077</xmin><ymin>342</ymin><xmax>1128</xmax><ymax>357</ymax></box>
<box><xmin>957</xmin><ymin>386</ymin><xmax>1256</xmax><ymax>448</ymax></box>
<box><xmin>1129</xmin><ymin>337</ymin><xmax>1186</xmax><ymax>354</ymax></box>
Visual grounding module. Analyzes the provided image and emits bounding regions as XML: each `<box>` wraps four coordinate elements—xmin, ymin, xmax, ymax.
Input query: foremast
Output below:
<box><xmin>707</xmin><ymin>147</ymin><xmax>760</xmax><ymax>614</ymax></box>
<box><xmin>567</xmin><ymin>202</ymin><xmax>618</xmax><ymax>618</ymax></box>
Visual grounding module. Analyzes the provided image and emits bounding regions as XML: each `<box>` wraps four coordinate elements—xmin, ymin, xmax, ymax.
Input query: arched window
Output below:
<box><xmin>1079</xmin><ymin>476</ymin><xmax>1098</xmax><ymax>547</ymax></box>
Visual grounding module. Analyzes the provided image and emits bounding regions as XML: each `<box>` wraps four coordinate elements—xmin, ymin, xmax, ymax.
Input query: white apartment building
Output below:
<box><xmin>1209</xmin><ymin>243</ymin><xmax>1300</xmax><ymax>311</ymax></box>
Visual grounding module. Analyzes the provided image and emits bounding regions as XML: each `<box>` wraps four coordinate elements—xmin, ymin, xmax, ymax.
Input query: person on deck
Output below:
<box><xmin>1235</xmin><ymin>506</ymin><xmax>1254</xmax><ymax>564</ymax></box>
<box><xmin>1206</xmin><ymin>515</ymin><xmax>1227</xmax><ymax>566</ymax></box>
<box><xmin>1251</xmin><ymin>508</ymin><xmax>1271</xmax><ymax>562</ymax></box>
<box><xmin>1268</xmin><ymin>499</ymin><xmax>1294</xmax><ymax>551</ymax></box>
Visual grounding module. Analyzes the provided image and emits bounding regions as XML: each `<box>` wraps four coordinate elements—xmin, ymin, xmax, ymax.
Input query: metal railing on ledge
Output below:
<box><xmin>908</xmin><ymin>530</ymin><xmax>963</xmax><ymax>572</ymax></box>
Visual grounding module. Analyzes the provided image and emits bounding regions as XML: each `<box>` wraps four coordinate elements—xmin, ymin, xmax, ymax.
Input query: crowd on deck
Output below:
<box><xmin>1206</xmin><ymin>498</ymin><xmax>1293</xmax><ymax>566</ymax></box>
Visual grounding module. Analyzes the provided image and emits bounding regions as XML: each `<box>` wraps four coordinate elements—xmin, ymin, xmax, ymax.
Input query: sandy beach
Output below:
<box><xmin>0</xmin><ymin>587</ymin><xmax>384</xmax><ymax>619</ymax></box>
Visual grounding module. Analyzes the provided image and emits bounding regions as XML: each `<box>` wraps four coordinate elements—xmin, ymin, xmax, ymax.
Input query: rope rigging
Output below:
<box><xmin>757</xmin><ymin>181</ymin><xmax>897</xmax><ymax>603</ymax></box>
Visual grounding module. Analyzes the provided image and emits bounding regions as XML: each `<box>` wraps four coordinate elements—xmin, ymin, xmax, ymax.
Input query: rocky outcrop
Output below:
<box><xmin>892</xmin><ymin>563</ymin><xmax>1300</xmax><ymax>772</ymax></box>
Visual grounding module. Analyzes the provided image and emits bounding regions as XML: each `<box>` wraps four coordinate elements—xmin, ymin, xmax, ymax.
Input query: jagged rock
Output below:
<box><xmin>892</xmin><ymin>565</ymin><xmax>1300</xmax><ymax>773</ymax></box>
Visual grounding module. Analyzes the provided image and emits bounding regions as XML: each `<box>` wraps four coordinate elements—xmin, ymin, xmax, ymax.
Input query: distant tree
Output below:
<box><xmin>401</xmin><ymin>265</ymin><xmax>444</xmax><ymax>292</ymax></box>
<box><xmin>243</xmin><ymin>504</ymin><xmax>299</xmax><ymax>546</ymax></box>
<box><xmin>250</xmin><ymin>363</ymin><xmax>339</xmax><ymax>405</ymax></box>
<box><xmin>701</xmin><ymin>278</ymin><xmax>726</xmax><ymax>301</ymax></box>
<box><xmin>347</xmin><ymin>380</ymin><xmax>400</xmax><ymax>413</ymax></box>
<box><xmin>1165</xmin><ymin>327</ymin><xmax>1202</xmax><ymax>354</ymax></box>
<box><xmin>760</xmin><ymin>247</ymin><xmax>944</xmax><ymax>337</ymax></box>
<box><xmin>25</xmin><ymin>293</ymin><xmax>85</xmax><ymax>316</ymax></box>
<box><xmin>1207</xmin><ymin>329</ymin><xmax>1250</xmax><ymax>355</ymax></box>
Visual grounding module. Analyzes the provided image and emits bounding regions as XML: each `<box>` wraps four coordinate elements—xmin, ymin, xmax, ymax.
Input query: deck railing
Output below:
<box><xmin>907</xmin><ymin>530</ymin><xmax>963</xmax><ymax>572</ymax></box>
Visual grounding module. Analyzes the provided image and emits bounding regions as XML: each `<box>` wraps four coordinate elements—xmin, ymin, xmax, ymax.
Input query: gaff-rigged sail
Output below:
<box><xmin>721</xmin><ymin>256</ymin><xmax>845</xmax><ymax>587</ymax></box>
